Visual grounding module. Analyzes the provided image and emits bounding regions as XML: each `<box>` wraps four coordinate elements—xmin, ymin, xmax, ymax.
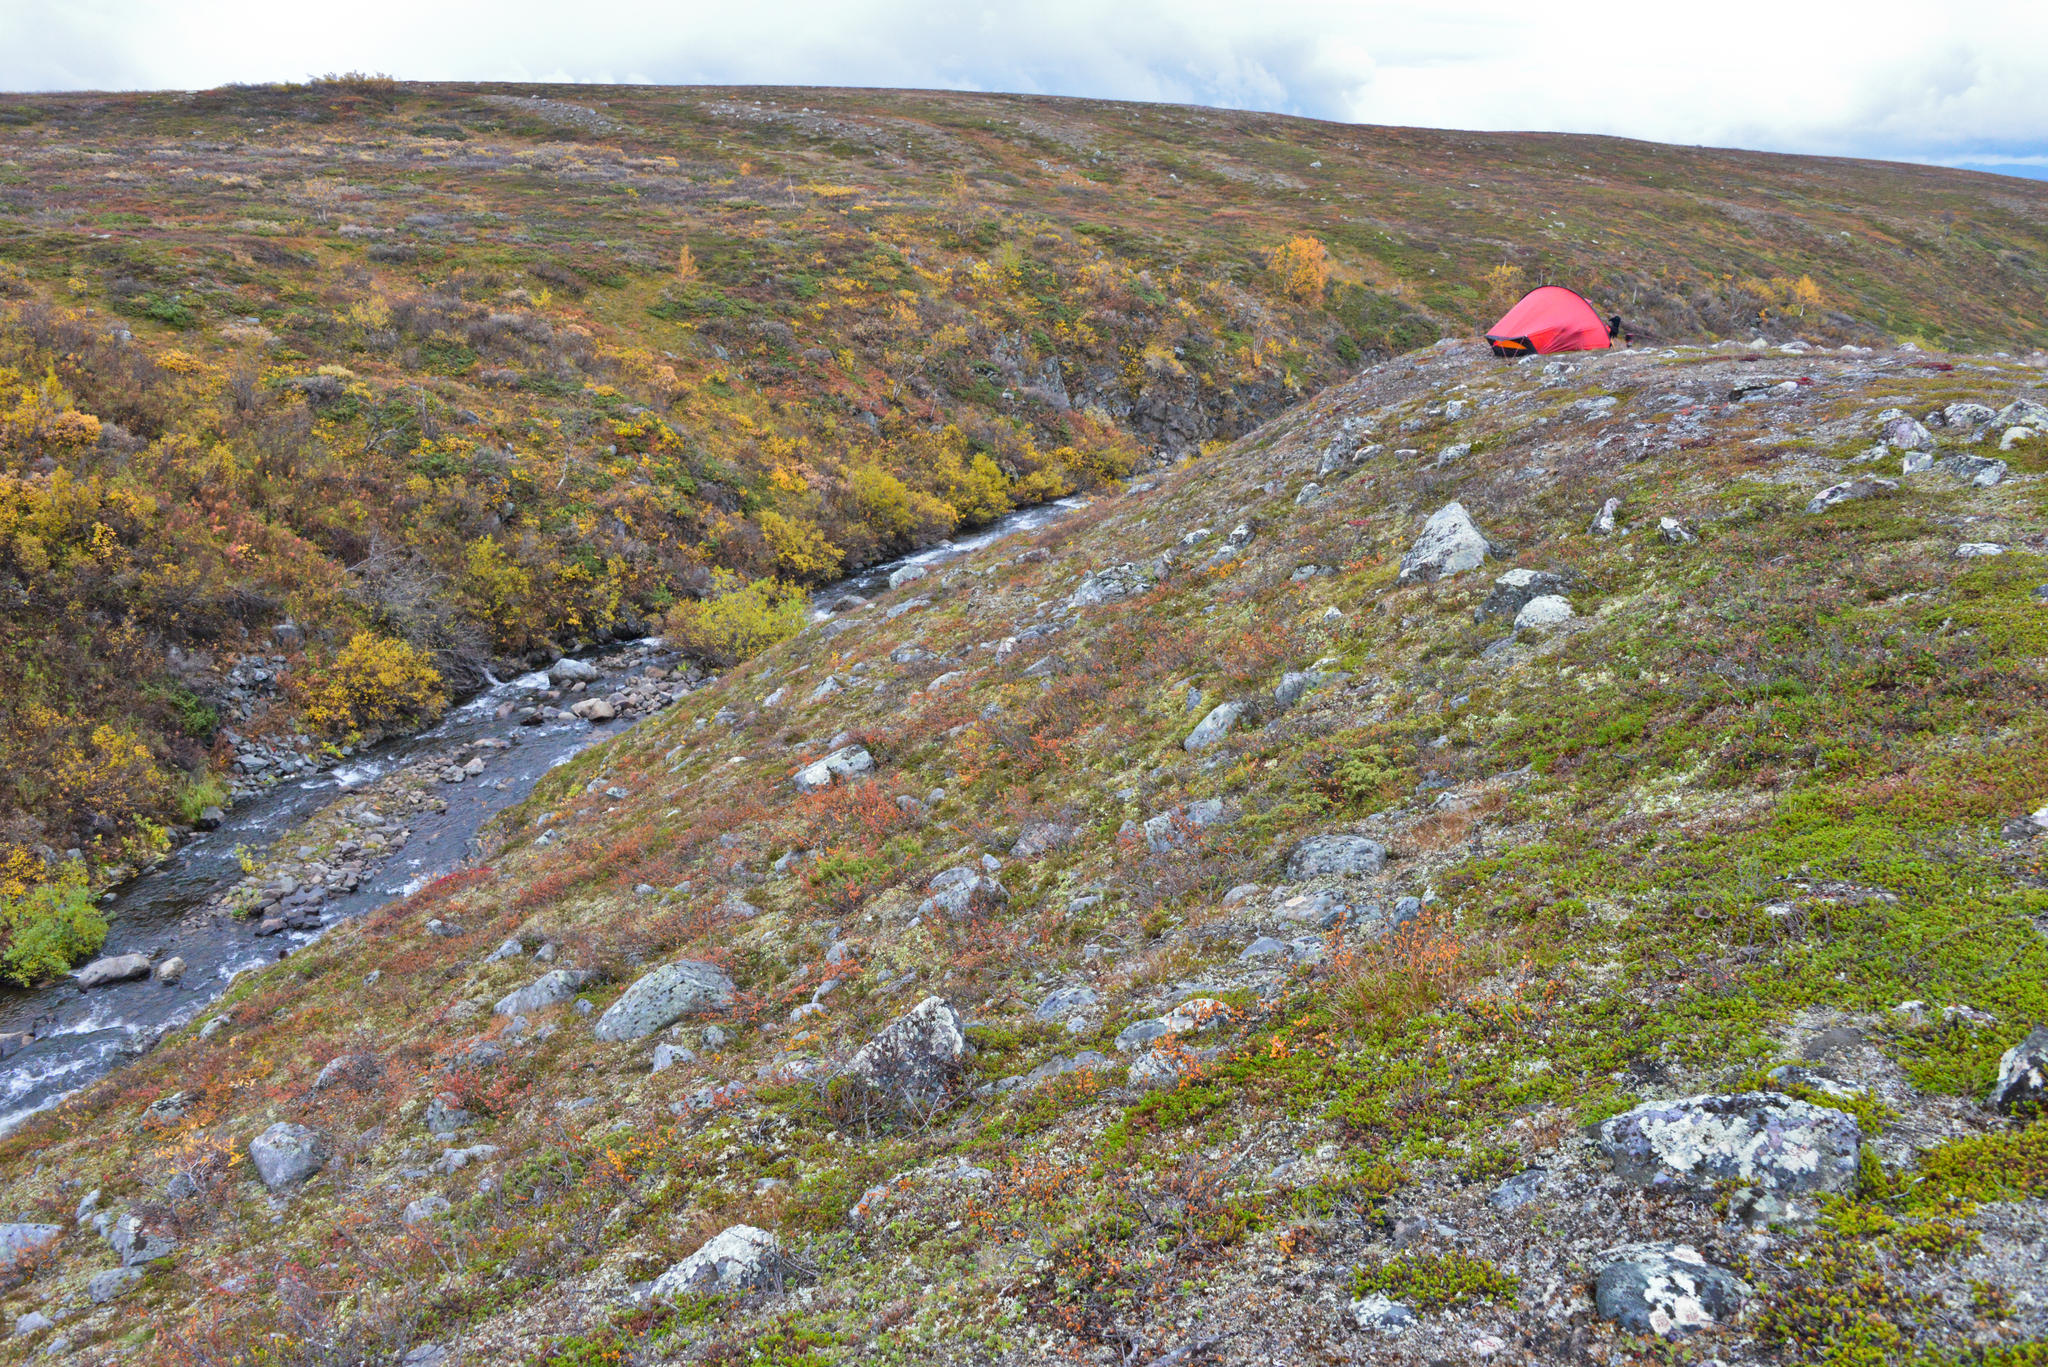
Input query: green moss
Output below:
<box><xmin>1351</xmin><ymin>1250</ymin><xmax>1518</xmax><ymax>1310</ymax></box>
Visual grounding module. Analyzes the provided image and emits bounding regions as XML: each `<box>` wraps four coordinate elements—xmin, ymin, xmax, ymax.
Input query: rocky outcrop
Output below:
<box><xmin>1286</xmin><ymin>834</ymin><xmax>1386</xmax><ymax>879</ymax></box>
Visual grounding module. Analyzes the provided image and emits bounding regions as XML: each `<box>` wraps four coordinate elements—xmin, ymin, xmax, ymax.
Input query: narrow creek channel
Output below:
<box><xmin>0</xmin><ymin>495</ymin><xmax>1089</xmax><ymax>1136</ymax></box>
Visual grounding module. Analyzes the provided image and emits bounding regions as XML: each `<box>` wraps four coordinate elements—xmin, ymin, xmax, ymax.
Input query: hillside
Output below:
<box><xmin>1</xmin><ymin>329</ymin><xmax>2045</xmax><ymax>1366</ymax></box>
<box><xmin>3</xmin><ymin>80</ymin><xmax>2048</xmax><ymax>948</ymax></box>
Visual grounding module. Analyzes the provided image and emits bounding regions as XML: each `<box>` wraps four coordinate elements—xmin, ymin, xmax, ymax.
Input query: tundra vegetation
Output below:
<box><xmin>0</xmin><ymin>81</ymin><xmax>2046</xmax><ymax>1367</ymax></box>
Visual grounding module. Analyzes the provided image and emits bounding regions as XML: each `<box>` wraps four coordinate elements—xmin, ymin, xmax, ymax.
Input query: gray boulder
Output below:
<box><xmin>887</xmin><ymin>564</ymin><xmax>928</xmax><ymax>590</ymax></box>
<box><xmin>106</xmin><ymin>1212</ymin><xmax>176</xmax><ymax>1266</ymax></box>
<box><xmin>423</xmin><ymin>1093</ymin><xmax>472</xmax><ymax>1136</ymax></box>
<box><xmin>1990</xmin><ymin>1026</ymin><xmax>2048</xmax><ymax>1115</ymax></box>
<box><xmin>1010</xmin><ymin>821</ymin><xmax>1077</xmax><ymax>858</ymax></box>
<box><xmin>76</xmin><ymin>953</ymin><xmax>152</xmax><ymax>988</ymax></box>
<box><xmin>1397</xmin><ymin>501</ymin><xmax>1490</xmax><ymax>584</ymax></box>
<box><xmin>1183</xmin><ymin>702</ymin><xmax>1243</xmax><ymax>752</ymax></box>
<box><xmin>88</xmin><ymin>1266</ymin><xmax>143</xmax><ymax>1303</ymax></box>
<box><xmin>312</xmin><ymin>1052</ymin><xmax>381</xmax><ymax>1093</ymax></box>
<box><xmin>1142</xmin><ymin>799</ymin><xmax>1225</xmax><ymax>852</ymax></box>
<box><xmin>1126</xmin><ymin>1052</ymin><xmax>1187</xmax><ymax>1093</ymax></box>
<box><xmin>1881</xmin><ymin>415</ymin><xmax>1933</xmax><ymax>450</ymax></box>
<box><xmin>1286</xmin><ymin>834</ymin><xmax>1387</xmax><ymax>879</ymax></box>
<box><xmin>1806</xmin><ymin>477</ymin><xmax>1897</xmax><ymax>514</ymax></box>
<box><xmin>650</xmin><ymin>1224</ymin><xmax>780</xmax><ymax>1298</ymax></box>
<box><xmin>842</xmin><ymin>996</ymin><xmax>967</xmax><ymax>1104</ymax></box>
<box><xmin>793</xmin><ymin>745</ymin><xmax>874</xmax><ymax>794</ymax></box>
<box><xmin>1996</xmin><ymin>398</ymin><xmax>2048</xmax><ymax>429</ymax></box>
<box><xmin>918</xmin><ymin>866</ymin><xmax>1008</xmax><ymax>919</ymax></box>
<box><xmin>1034</xmin><ymin>986</ymin><xmax>1099</xmax><ymax>1022</ymax></box>
<box><xmin>0</xmin><ymin>1224</ymin><xmax>61</xmax><ymax>1262</ymax></box>
<box><xmin>1593</xmin><ymin>1243</ymin><xmax>1750</xmax><ymax>1338</ymax></box>
<box><xmin>402</xmin><ymin>1195</ymin><xmax>452</xmax><ymax>1226</ymax></box>
<box><xmin>248</xmin><ymin>1122</ymin><xmax>331</xmax><ymax>1191</ymax></box>
<box><xmin>593</xmin><ymin>960</ymin><xmax>736</xmax><ymax>1041</ymax></box>
<box><xmin>14</xmin><ymin>1310</ymin><xmax>52</xmax><ymax>1335</ymax></box>
<box><xmin>1935</xmin><ymin>454</ymin><xmax>2007</xmax><ymax>487</ymax></box>
<box><xmin>1939</xmin><ymin>401</ymin><xmax>1997</xmax><ymax>428</ymax></box>
<box><xmin>1589</xmin><ymin>497</ymin><xmax>1621</xmax><ymax>536</ymax></box>
<box><xmin>1514</xmin><ymin>594</ymin><xmax>1575</xmax><ymax>630</ymax></box>
<box><xmin>548</xmin><ymin>657</ymin><xmax>599</xmax><ymax>684</ymax></box>
<box><xmin>1591</xmin><ymin>1092</ymin><xmax>1860</xmax><ymax>1194</ymax></box>
<box><xmin>1476</xmin><ymin>567</ymin><xmax>1564</xmax><ymax>622</ymax></box>
<box><xmin>493</xmin><ymin>968</ymin><xmax>594</xmax><ymax>1017</ymax></box>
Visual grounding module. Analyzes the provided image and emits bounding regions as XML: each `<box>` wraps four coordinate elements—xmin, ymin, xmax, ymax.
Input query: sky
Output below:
<box><xmin>5</xmin><ymin>0</ymin><xmax>2047</xmax><ymax>181</ymax></box>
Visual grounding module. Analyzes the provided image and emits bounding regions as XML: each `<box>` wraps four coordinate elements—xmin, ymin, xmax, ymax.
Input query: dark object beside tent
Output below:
<box><xmin>1487</xmin><ymin>286</ymin><xmax>1614</xmax><ymax>356</ymax></box>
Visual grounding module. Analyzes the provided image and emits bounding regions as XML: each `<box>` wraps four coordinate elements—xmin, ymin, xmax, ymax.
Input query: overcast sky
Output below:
<box><xmin>6</xmin><ymin>1</ymin><xmax>2046</xmax><ymax>180</ymax></box>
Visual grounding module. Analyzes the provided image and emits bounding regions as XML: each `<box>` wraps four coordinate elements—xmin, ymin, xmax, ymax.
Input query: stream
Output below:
<box><xmin>0</xmin><ymin>495</ymin><xmax>1088</xmax><ymax>1136</ymax></box>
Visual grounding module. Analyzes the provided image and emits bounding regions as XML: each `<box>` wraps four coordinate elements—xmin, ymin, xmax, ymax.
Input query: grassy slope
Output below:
<box><xmin>2</xmin><ymin>333</ymin><xmax>2045</xmax><ymax>1365</ymax></box>
<box><xmin>2</xmin><ymin>81</ymin><xmax>2047</xmax><ymax>883</ymax></box>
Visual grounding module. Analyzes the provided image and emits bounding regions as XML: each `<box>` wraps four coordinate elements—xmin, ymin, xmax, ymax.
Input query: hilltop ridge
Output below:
<box><xmin>2</xmin><ymin>82</ymin><xmax>2047</xmax><ymax>914</ymax></box>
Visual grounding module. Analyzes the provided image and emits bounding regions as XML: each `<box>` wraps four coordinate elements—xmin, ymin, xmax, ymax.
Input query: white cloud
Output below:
<box><xmin>3</xmin><ymin>0</ymin><xmax>2044</xmax><ymax>170</ymax></box>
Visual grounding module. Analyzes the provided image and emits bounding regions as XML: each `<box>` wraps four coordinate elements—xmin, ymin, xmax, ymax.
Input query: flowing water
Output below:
<box><xmin>0</xmin><ymin>496</ymin><xmax>1087</xmax><ymax>1135</ymax></box>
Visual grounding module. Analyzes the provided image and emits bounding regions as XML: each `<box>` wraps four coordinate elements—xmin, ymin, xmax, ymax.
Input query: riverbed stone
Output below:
<box><xmin>1590</xmin><ymin>1092</ymin><xmax>1861</xmax><ymax>1194</ymax></box>
<box><xmin>593</xmin><ymin>960</ymin><xmax>736</xmax><ymax>1041</ymax></box>
<box><xmin>548</xmin><ymin>657</ymin><xmax>599</xmax><ymax>684</ymax></box>
<box><xmin>248</xmin><ymin>1122</ymin><xmax>331</xmax><ymax>1190</ymax></box>
<box><xmin>75</xmin><ymin>953</ymin><xmax>152</xmax><ymax>988</ymax></box>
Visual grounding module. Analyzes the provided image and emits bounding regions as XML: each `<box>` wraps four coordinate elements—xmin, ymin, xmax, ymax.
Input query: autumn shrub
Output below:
<box><xmin>661</xmin><ymin>573</ymin><xmax>808</xmax><ymax>666</ymax></box>
<box><xmin>1269</xmin><ymin>235</ymin><xmax>1331</xmax><ymax>303</ymax></box>
<box><xmin>299</xmin><ymin>633</ymin><xmax>446</xmax><ymax>739</ymax></box>
<box><xmin>0</xmin><ymin>862</ymin><xmax>107</xmax><ymax>985</ymax></box>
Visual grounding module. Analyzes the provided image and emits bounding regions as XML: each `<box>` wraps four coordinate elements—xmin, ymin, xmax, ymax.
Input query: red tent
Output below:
<box><xmin>1486</xmin><ymin>286</ymin><xmax>1613</xmax><ymax>356</ymax></box>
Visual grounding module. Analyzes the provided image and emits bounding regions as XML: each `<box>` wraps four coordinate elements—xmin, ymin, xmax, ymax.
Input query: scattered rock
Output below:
<box><xmin>1034</xmin><ymin>986</ymin><xmax>1098</xmax><ymax>1022</ymax></box>
<box><xmin>248</xmin><ymin>1122</ymin><xmax>331</xmax><ymax>1190</ymax></box>
<box><xmin>312</xmin><ymin>1052</ymin><xmax>381</xmax><ymax>1093</ymax></box>
<box><xmin>1589</xmin><ymin>497</ymin><xmax>1621</xmax><ymax>536</ymax></box>
<box><xmin>887</xmin><ymin>564</ymin><xmax>928</xmax><ymax>590</ymax></box>
<box><xmin>570</xmin><ymin>698</ymin><xmax>617</xmax><ymax>721</ymax></box>
<box><xmin>1591</xmin><ymin>1092</ymin><xmax>1861</xmax><ymax>1194</ymax></box>
<box><xmin>1397</xmin><ymin>501</ymin><xmax>1490</xmax><ymax>583</ymax></box>
<box><xmin>153</xmin><ymin>956</ymin><xmax>185</xmax><ymax>984</ymax></box>
<box><xmin>1658</xmin><ymin>517</ymin><xmax>1697</xmax><ymax>544</ymax></box>
<box><xmin>0</xmin><ymin>1224</ymin><xmax>61</xmax><ymax>1262</ymax></box>
<box><xmin>106</xmin><ymin>1211</ymin><xmax>176</xmax><ymax>1266</ymax></box>
<box><xmin>1881</xmin><ymin>415</ymin><xmax>1933</xmax><ymax>451</ymax></box>
<box><xmin>1126</xmin><ymin>1052</ymin><xmax>1188</xmax><ymax>1092</ymax></box>
<box><xmin>548</xmin><ymin>657</ymin><xmax>599</xmax><ymax>684</ymax></box>
<box><xmin>1593</xmin><ymin>1243</ymin><xmax>1750</xmax><ymax>1338</ymax></box>
<box><xmin>650</xmin><ymin>1224</ymin><xmax>782</xmax><ymax>1298</ymax></box>
<box><xmin>1069</xmin><ymin>564</ymin><xmax>1154</xmax><ymax>608</ymax></box>
<box><xmin>1487</xmin><ymin>1167</ymin><xmax>1548</xmax><ymax>1212</ymax></box>
<box><xmin>423</xmin><ymin>1093</ymin><xmax>472</xmax><ymax>1136</ymax></box>
<box><xmin>593</xmin><ymin>961</ymin><xmax>737</xmax><ymax>1041</ymax></box>
<box><xmin>1010</xmin><ymin>821</ymin><xmax>1077</xmax><ymax>858</ymax></box>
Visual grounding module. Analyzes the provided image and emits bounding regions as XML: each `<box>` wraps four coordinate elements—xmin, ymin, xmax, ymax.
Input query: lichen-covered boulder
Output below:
<box><xmin>649</xmin><ymin>1224</ymin><xmax>781</xmax><ymax>1298</ymax></box>
<box><xmin>0</xmin><ymin>1223</ymin><xmax>61</xmax><ymax>1263</ymax></box>
<box><xmin>248</xmin><ymin>1122</ymin><xmax>331</xmax><ymax>1191</ymax></box>
<box><xmin>1591</xmin><ymin>1092</ymin><xmax>1860</xmax><ymax>1194</ymax></box>
<box><xmin>1593</xmin><ymin>1243</ymin><xmax>1750</xmax><ymax>1338</ymax></box>
<box><xmin>1476</xmin><ymin>567</ymin><xmax>1565</xmax><ymax>622</ymax></box>
<box><xmin>793</xmin><ymin>745</ymin><xmax>873</xmax><ymax>794</ymax></box>
<box><xmin>593</xmin><ymin>960</ymin><xmax>735</xmax><ymax>1041</ymax></box>
<box><xmin>1397</xmin><ymin>502</ymin><xmax>1489</xmax><ymax>583</ymax></box>
<box><xmin>1990</xmin><ymin>1026</ymin><xmax>2048</xmax><ymax>1116</ymax></box>
<box><xmin>1806</xmin><ymin>476</ymin><xmax>1897</xmax><ymax>514</ymax></box>
<box><xmin>842</xmin><ymin>996</ymin><xmax>967</xmax><ymax>1104</ymax></box>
